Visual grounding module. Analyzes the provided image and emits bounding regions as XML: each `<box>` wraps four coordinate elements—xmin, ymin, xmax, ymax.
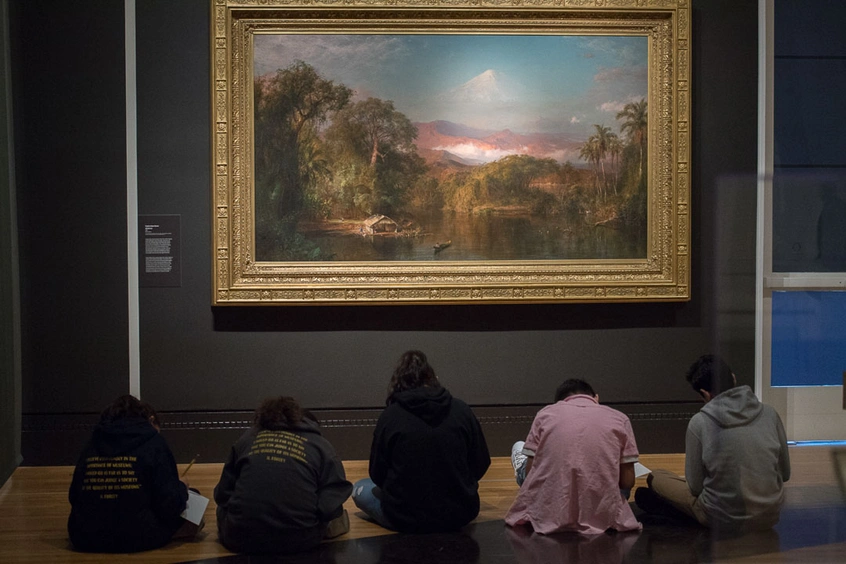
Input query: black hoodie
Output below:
<box><xmin>370</xmin><ymin>386</ymin><xmax>491</xmax><ymax>533</ymax></box>
<box><xmin>213</xmin><ymin>419</ymin><xmax>352</xmax><ymax>554</ymax></box>
<box><xmin>67</xmin><ymin>416</ymin><xmax>188</xmax><ymax>553</ymax></box>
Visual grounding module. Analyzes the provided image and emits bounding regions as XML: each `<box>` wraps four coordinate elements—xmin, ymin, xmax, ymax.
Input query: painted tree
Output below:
<box><xmin>579</xmin><ymin>136</ymin><xmax>602</xmax><ymax>198</ymax></box>
<box><xmin>341</xmin><ymin>98</ymin><xmax>418</xmax><ymax>167</ymax></box>
<box><xmin>608</xmin><ymin>135</ymin><xmax>624</xmax><ymax>195</ymax></box>
<box><xmin>616</xmin><ymin>98</ymin><xmax>648</xmax><ymax>183</ymax></box>
<box><xmin>325</xmin><ymin>98</ymin><xmax>423</xmax><ymax>216</ymax></box>
<box><xmin>254</xmin><ymin>61</ymin><xmax>351</xmax><ymax>223</ymax></box>
<box><xmin>591</xmin><ymin>124</ymin><xmax>618</xmax><ymax>198</ymax></box>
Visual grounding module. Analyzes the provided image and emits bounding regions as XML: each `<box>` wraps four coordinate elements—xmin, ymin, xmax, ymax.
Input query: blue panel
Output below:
<box><xmin>772</xmin><ymin>291</ymin><xmax>846</xmax><ymax>387</ymax></box>
<box><xmin>774</xmin><ymin>59</ymin><xmax>846</xmax><ymax>167</ymax></box>
<box><xmin>775</xmin><ymin>0</ymin><xmax>846</xmax><ymax>57</ymax></box>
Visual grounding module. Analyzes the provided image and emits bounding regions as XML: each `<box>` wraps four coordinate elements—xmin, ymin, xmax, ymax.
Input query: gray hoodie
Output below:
<box><xmin>685</xmin><ymin>385</ymin><xmax>791</xmax><ymax>531</ymax></box>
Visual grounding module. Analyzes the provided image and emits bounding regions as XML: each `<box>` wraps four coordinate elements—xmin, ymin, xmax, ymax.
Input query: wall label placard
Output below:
<box><xmin>139</xmin><ymin>215</ymin><xmax>181</xmax><ymax>287</ymax></box>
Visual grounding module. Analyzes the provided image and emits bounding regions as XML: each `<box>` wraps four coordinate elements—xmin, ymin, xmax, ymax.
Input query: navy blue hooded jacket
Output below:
<box><xmin>68</xmin><ymin>416</ymin><xmax>188</xmax><ymax>553</ymax></box>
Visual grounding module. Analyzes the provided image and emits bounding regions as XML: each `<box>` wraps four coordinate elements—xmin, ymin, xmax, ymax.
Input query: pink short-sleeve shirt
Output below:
<box><xmin>505</xmin><ymin>394</ymin><xmax>642</xmax><ymax>535</ymax></box>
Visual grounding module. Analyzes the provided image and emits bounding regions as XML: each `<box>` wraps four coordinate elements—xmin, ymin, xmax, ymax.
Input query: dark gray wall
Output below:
<box><xmin>15</xmin><ymin>0</ymin><xmax>759</xmax><ymax>464</ymax></box>
<box><xmin>0</xmin><ymin>0</ymin><xmax>21</xmax><ymax>486</ymax></box>
<box><xmin>12</xmin><ymin>0</ymin><xmax>129</xmax><ymax>416</ymax></box>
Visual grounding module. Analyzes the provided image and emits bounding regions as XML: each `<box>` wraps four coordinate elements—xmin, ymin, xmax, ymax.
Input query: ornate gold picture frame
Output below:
<box><xmin>211</xmin><ymin>0</ymin><xmax>690</xmax><ymax>305</ymax></box>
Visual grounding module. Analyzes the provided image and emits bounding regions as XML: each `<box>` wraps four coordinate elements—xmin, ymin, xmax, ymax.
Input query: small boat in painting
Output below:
<box><xmin>433</xmin><ymin>240</ymin><xmax>452</xmax><ymax>252</ymax></box>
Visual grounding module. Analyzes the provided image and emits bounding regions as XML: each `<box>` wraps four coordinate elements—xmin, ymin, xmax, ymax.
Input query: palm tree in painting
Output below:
<box><xmin>591</xmin><ymin>124</ymin><xmax>617</xmax><ymax>197</ymax></box>
<box><xmin>579</xmin><ymin>136</ymin><xmax>602</xmax><ymax>199</ymax></box>
<box><xmin>608</xmin><ymin>135</ymin><xmax>624</xmax><ymax>195</ymax></box>
<box><xmin>616</xmin><ymin>98</ymin><xmax>648</xmax><ymax>183</ymax></box>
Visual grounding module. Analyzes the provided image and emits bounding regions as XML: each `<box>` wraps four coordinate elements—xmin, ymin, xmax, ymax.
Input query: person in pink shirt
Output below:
<box><xmin>505</xmin><ymin>379</ymin><xmax>642</xmax><ymax>535</ymax></box>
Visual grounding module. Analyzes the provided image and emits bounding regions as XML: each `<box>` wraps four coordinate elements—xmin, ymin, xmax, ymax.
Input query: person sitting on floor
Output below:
<box><xmin>505</xmin><ymin>378</ymin><xmax>642</xmax><ymax>535</ymax></box>
<box><xmin>635</xmin><ymin>354</ymin><xmax>791</xmax><ymax>532</ymax></box>
<box><xmin>352</xmin><ymin>350</ymin><xmax>491</xmax><ymax>533</ymax></box>
<box><xmin>214</xmin><ymin>396</ymin><xmax>352</xmax><ymax>554</ymax></box>
<box><xmin>68</xmin><ymin>395</ymin><xmax>197</xmax><ymax>553</ymax></box>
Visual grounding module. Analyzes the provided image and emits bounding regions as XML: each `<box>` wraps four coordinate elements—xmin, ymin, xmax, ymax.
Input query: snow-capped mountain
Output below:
<box><xmin>445</xmin><ymin>69</ymin><xmax>516</xmax><ymax>104</ymax></box>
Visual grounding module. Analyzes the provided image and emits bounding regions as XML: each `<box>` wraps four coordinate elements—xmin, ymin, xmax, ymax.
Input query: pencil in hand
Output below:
<box><xmin>181</xmin><ymin>454</ymin><xmax>200</xmax><ymax>478</ymax></box>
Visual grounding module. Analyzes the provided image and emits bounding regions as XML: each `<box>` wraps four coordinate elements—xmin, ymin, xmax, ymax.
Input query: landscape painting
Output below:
<box><xmin>211</xmin><ymin>1</ymin><xmax>691</xmax><ymax>305</ymax></box>
<box><xmin>253</xmin><ymin>34</ymin><xmax>649</xmax><ymax>263</ymax></box>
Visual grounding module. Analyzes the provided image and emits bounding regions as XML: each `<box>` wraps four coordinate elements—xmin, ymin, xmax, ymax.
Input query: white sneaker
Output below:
<box><xmin>511</xmin><ymin>440</ymin><xmax>527</xmax><ymax>478</ymax></box>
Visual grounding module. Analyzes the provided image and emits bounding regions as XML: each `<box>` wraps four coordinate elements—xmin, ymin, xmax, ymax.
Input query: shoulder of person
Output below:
<box><xmin>758</xmin><ymin>402</ymin><xmax>784</xmax><ymax>423</ymax></box>
<box><xmin>686</xmin><ymin>411</ymin><xmax>707</xmax><ymax>430</ymax></box>
<box><xmin>147</xmin><ymin>430</ymin><xmax>174</xmax><ymax>449</ymax></box>
<box><xmin>601</xmin><ymin>403</ymin><xmax>633</xmax><ymax>419</ymax></box>
<box><xmin>449</xmin><ymin>394</ymin><xmax>470</xmax><ymax>410</ymax></box>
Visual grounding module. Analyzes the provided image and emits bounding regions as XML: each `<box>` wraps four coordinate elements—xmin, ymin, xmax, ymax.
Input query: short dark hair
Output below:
<box><xmin>387</xmin><ymin>350</ymin><xmax>441</xmax><ymax>404</ymax></box>
<box><xmin>255</xmin><ymin>396</ymin><xmax>304</xmax><ymax>430</ymax></box>
<box><xmin>554</xmin><ymin>379</ymin><xmax>596</xmax><ymax>402</ymax></box>
<box><xmin>100</xmin><ymin>395</ymin><xmax>160</xmax><ymax>427</ymax></box>
<box><xmin>685</xmin><ymin>354</ymin><xmax>736</xmax><ymax>397</ymax></box>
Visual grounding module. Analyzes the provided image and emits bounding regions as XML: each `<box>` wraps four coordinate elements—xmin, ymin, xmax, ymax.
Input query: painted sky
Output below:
<box><xmin>254</xmin><ymin>34</ymin><xmax>647</xmax><ymax>137</ymax></box>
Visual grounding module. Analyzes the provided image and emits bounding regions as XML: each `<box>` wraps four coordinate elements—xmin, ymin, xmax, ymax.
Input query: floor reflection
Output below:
<box><xmin>181</xmin><ymin>489</ymin><xmax>846</xmax><ymax>564</ymax></box>
<box><xmin>506</xmin><ymin>525</ymin><xmax>638</xmax><ymax>564</ymax></box>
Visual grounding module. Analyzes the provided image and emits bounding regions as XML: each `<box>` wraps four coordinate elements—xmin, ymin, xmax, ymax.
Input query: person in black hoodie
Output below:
<box><xmin>214</xmin><ymin>396</ymin><xmax>352</xmax><ymax>554</ymax></box>
<box><xmin>67</xmin><ymin>395</ymin><xmax>192</xmax><ymax>553</ymax></box>
<box><xmin>352</xmin><ymin>350</ymin><xmax>491</xmax><ymax>533</ymax></box>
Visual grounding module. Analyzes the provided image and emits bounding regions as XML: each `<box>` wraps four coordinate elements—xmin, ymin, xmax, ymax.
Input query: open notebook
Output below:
<box><xmin>180</xmin><ymin>490</ymin><xmax>210</xmax><ymax>525</ymax></box>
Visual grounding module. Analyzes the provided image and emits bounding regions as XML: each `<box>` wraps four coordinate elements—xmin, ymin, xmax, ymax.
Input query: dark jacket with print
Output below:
<box><xmin>214</xmin><ymin>419</ymin><xmax>352</xmax><ymax>554</ymax></box>
<box><xmin>67</xmin><ymin>416</ymin><xmax>188</xmax><ymax>553</ymax></box>
<box><xmin>370</xmin><ymin>386</ymin><xmax>491</xmax><ymax>533</ymax></box>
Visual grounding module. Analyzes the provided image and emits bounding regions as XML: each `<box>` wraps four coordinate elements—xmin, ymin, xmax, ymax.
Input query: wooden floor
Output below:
<box><xmin>0</xmin><ymin>448</ymin><xmax>844</xmax><ymax>563</ymax></box>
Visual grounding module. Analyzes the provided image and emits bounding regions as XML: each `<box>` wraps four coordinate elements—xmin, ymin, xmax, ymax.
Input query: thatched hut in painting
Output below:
<box><xmin>364</xmin><ymin>214</ymin><xmax>399</xmax><ymax>234</ymax></box>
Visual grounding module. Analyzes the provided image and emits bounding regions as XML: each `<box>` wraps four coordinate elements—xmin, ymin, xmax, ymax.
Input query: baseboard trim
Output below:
<box><xmin>22</xmin><ymin>403</ymin><xmax>701</xmax><ymax>465</ymax></box>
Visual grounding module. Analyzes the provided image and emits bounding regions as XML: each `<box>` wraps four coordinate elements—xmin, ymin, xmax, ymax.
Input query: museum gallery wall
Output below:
<box><xmin>11</xmin><ymin>0</ymin><xmax>757</xmax><ymax>464</ymax></box>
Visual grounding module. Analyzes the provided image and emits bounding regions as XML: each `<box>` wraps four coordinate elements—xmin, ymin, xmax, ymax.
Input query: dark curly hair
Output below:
<box><xmin>387</xmin><ymin>350</ymin><xmax>441</xmax><ymax>404</ymax></box>
<box><xmin>99</xmin><ymin>395</ymin><xmax>160</xmax><ymax>428</ymax></box>
<box><xmin>686</xmin><ymin>354</ymin><xmax>736</xmax><ymax>397</ymax></box>
<box><xmin>255</xmin><ymin>396</ymin><xmax>304</xmax><ymax>430</ymax></box>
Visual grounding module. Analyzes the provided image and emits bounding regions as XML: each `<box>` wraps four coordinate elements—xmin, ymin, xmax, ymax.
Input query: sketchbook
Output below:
<box><xmin>634</xmin><ymin>462</ymin><xmax>651</xmax><ymax>478</ymax></box>
<box><xmin>180</xmin><ymin>490</ymin><xmax>209</xmax><ymax>525</ymax></box>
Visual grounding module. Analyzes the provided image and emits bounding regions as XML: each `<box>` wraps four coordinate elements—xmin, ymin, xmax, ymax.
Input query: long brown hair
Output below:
<box><xmin>387</xmin><ymin>350</ymin><xmax>441</xmax><ymax>404</ymax></box>
<box><xmin>99</xmin><ymin>395</ymin><xmax>160</xmax><ymax>428</ymax></box>
<box><xmin>254</xmin><ymin>396</ymin><xmax>304</xmax><ymax>430</ymax></box>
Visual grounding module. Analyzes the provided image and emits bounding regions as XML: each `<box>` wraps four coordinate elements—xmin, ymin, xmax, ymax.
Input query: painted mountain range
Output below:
<box><xmin>414</xmin><ymin>120</ymin><xmax>584</xmax><ymax>167</ymax></box>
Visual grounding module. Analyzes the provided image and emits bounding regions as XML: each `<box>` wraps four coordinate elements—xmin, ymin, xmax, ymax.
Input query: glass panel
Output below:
<box><xmin>775</xmin><ymin>0</ymin><xmax>846</xmax><ymax>58</ymax></box>
<box><xmin>772</xmin><ymin>171</ymin><xmax>846</xmax><ymax>272</ymax></box>
<box><xmin>772</xmin><ymin>291</ymin><xmax>846</xmax><ymax>386</ymax></box>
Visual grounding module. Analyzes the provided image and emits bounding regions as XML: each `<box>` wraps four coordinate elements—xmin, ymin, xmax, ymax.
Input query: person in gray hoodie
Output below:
<box><xmin>635</xmin><ymin>354</ymin><xmax>791</xmax><ymax>532</ymax></box>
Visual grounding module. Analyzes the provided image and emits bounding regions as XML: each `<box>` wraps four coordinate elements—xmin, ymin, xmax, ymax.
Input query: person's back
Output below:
<box><xmin>505</xmin><ymin>380</ymin><xmax>641</xmax><ymax>535</ymax></box>
<box><xmin>68</xmin><ymin>395</ymin><xmax>188</xmax><ymax>553</ymax></box>
<box><xmin>687</xmin><ymin>384</ymin><xmax>789</xmax><ymax>530</ymax></box>
<box><xmin>353</xmin><ymin>350</ymin><xmax>491</xmax><ymax>533</ymax></box>
<box><xmin>214</xmin><ymin>397</ymin><xmax>352</xmax><ymax>554</ymax></box>
<box><xmin>372</xmin><ymin>386</ymin><xmax>489</xmax><ymax>532</ymax></box>
<box><xmin>635</xmin><ymin>355</ymin><xmax>790</xmax><ymax>532</ymax></box>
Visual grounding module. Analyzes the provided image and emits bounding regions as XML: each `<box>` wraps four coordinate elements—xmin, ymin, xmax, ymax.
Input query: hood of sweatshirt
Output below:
<box><xmin>91</xmin><ymin>416</ymin><xmax>159</xmax><ymax>457</ymax></box>
<box><xmin>699</xmin><ymin>385</ymin><xmax>763</xmax><ymax>428</ymax></box>
<box><xmin>391</xmin><ymin>386</ymin><xmax>453</xmax><ymax>426</ymax></box>
<box><xmin>263</xmin><ymin>417</ymin><xmax>323</xmax><ymax>436</ymax></box>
